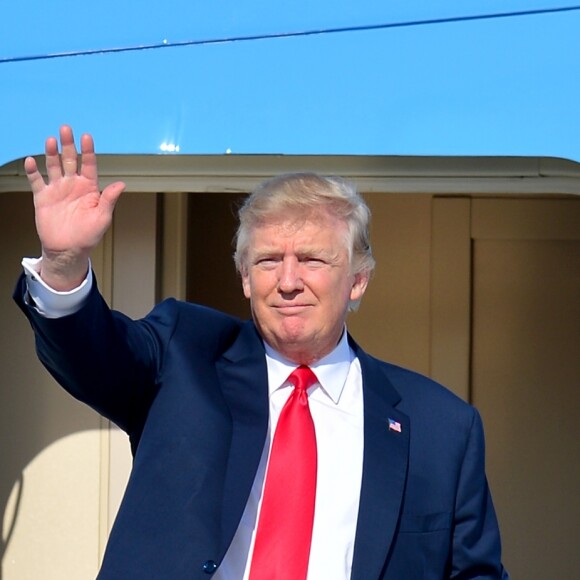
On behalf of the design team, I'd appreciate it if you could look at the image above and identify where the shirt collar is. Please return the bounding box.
[264,329,354,404]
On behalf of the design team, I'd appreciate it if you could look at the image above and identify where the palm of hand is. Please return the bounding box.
[24,126,125,288]
[34,173,111,257]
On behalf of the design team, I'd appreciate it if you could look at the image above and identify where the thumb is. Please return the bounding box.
[100,181,126,212]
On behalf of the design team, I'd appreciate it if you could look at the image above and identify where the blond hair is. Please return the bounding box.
[234,172,375,290]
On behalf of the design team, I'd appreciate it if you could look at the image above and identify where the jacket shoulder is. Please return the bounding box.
[364,352,476,422]
[142,298,246,355]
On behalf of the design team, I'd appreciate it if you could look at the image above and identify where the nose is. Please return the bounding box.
[278,257,304,294]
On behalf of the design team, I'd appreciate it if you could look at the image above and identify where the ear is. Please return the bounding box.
[350,271,370,302]
[241,268,252,299]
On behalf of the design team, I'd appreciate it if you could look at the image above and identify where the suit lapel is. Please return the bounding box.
[350,342,410,580]
[215,321,270,555]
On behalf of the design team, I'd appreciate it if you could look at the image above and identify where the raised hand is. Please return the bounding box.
[24,125,125,290]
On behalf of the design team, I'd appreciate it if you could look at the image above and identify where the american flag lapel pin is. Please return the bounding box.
[388,418,402,433]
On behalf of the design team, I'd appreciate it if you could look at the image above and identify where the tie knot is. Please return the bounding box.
[288,365,318,392]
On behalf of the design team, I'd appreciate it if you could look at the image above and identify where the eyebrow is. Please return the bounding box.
[251,247,342,263]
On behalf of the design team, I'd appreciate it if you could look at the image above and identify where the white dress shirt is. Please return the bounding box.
[22,257,365,579]
[216,334,364,579]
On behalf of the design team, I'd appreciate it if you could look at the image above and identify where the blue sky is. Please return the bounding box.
[1,1,579,165]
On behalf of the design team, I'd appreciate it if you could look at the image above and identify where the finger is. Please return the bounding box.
[45,136,63,183]
[59,125,78,177]
[79,133,98,183]
[24,156,47,195]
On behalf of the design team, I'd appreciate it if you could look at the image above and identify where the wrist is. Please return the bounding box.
[39,251,90,292]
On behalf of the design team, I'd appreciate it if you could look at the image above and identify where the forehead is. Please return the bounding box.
[249,211,348,248]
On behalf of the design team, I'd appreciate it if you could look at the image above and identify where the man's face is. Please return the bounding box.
[241,210,369,364]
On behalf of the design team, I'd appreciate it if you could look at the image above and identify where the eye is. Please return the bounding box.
[255,257,280,269]
[302,257,326,267]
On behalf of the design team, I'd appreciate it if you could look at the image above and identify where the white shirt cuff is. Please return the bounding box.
[22,257,93,318]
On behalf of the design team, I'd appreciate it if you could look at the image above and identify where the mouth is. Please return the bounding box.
[273,304,312,315]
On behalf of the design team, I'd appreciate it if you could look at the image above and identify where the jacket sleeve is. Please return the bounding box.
[13,272,176,444]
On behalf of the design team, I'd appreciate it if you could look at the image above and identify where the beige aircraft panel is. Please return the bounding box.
[471,199,580,579]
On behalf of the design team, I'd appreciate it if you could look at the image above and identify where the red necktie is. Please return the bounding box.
[249,365,318,580]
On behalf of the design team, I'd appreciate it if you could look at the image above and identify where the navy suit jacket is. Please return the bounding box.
[15,275,508,579]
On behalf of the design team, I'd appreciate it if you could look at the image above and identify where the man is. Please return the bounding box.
[15,126,508,579]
